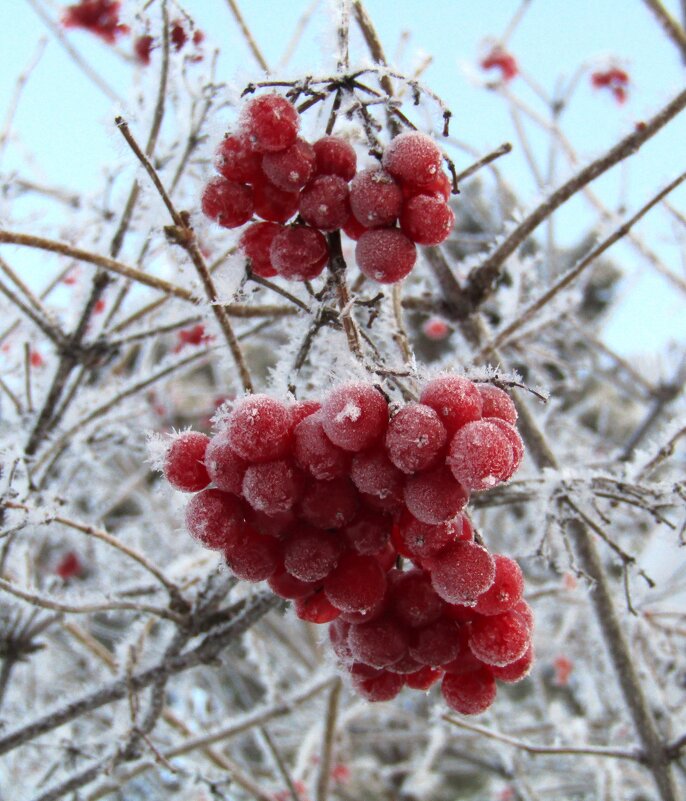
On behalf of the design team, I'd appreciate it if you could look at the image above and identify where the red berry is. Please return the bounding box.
[134,34,154,65]
[224,525,281,582]
[373,541,398,573]
[321,383,388,453]
[383,132,442,187]
[394,510,461,559]
[513,599,534,632]
[56,551,83,580]
[420,376,483,436]
[474,555,524,616]
[406,665,443,691]
[293,412,351,480]
[441,668,496,715]
[201,176,254,229]
[270,225,329,281]
[403,465,468,525]
[385,654,423,675]
[239,94,299,153]
[252,177,300,223]
[350,448,404,505]
[355,228,416,284]
[283,527,344,582]
[170,19,188,50]
[410,618,463,666]
[476,384,517,425]
[342,215,368,241]
[262,137,316,192]
[215,134,263,184]
[185,489,245,550]
[400,195,454,246]
[448,419,515,492]
[61,0,129,44]
[299,476,359,529]
[204,430,248,495]
[487,417,524,471]
[343,509,391,556]
[290,399,321,428]
[349,167,402,228]
[429,541,496,605]
[295,590,340,623]
[239,221,283,278]
[163,431,210,492]
[242,460,304,515]
[339,594,387,624]
[468,610,531,667]
[325,553,387,613]
[389,569,444,628]
[351,669,404,702]
[491,644,534,683]
[481,47,518,81]
[299,175,351,232]
[226,395,292,463]
[313,136,357,181]
[246,507,294,538]
[268,565,318,599]
[348,615,409,668]
[422,316,451,341]
[385,403,447,474]
[403,171,451,201]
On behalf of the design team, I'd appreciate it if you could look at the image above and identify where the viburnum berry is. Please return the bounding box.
[420,375,483,436]
[239,94,300,153]
[410,618,463,666]
[349,167,402,228]
[385,403,447,474]
[342,215,368,241]
[56,552,83,580]
[246,507,294,538]
[429,541,496,605]
[468,609,531,667]
[473,555,524,616]
[393,510,461,559]
[348,615,409,668]
[224,525,281,582]
[491,644,534,683]
[299,175,351,231]
[481,46,518,81]
[170,19,188,51]
[294,590,340,623]
[226,395,292,463]
[514,599,535,632]
[422,316,451,341]
[239,221,283,278]
[321,383,388,452]
[268,565,318,600]
[313,136,357,181]
[350,448,404,505]
[261,137,316,192]
[383,132,443,187]
[373,541,397,573]
[62,0,129,44]
[385,653,423,675]
[283,527,343,582]
[242,459,304,515]
[290,399,321,428]
[215,134,263,184]
[252,177,300,223]
[406,665,444,691]
[476,384,518,425]
[441,667,497,715]
[204,430,248,496]
[201,176,254,229]
[299,476,359,529]
[403,465,468,525]
[448,419,516,491]
[487,417,524,471]
[329,618,353,662]
[389,569,444,628]
[134,34,154,65]
[355,228,417,284]
[185,489,246,550]
[351,669,405,702]
[343,509,391,556]
[293,412,351,480]
[400,194,454,246]
[403,171,451,201]
[270,225,329,281]
[163,431,210,492]
[325,552,387,613]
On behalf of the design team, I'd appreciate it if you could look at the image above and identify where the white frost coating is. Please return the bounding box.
[335,400,361,424]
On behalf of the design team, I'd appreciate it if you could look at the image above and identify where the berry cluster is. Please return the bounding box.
[162,377,532,713]
[61,0,129,43]
[591,67,630,105]
[201,93,455,284]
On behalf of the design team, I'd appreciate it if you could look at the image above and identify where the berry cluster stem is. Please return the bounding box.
[326,230,363,361]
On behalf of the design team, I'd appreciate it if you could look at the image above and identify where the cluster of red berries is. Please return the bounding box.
[61,0,129,43]
[480,46,519,82]
[161,375,533,714]
[201,93,455,285]
[591,67,630,104]
[134,21,205,66]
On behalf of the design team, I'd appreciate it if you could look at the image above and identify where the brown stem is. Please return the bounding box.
[326,230,363,360]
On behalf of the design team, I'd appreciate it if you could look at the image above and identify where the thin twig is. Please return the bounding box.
[315,678,342,801]
[642,0,686,63]
[225,0,269,71]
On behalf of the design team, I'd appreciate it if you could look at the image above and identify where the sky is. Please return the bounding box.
[0,0,685,362]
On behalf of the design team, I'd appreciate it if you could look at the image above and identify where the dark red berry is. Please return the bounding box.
[299,175,351,231]
[204,430,248,495]
[262,137,316,192]
[410,618,463,666]
[441,667,497,715]
[242,460,304,515]
[313,136,357,181]
[342,215,368,241]
[226,395,292,463]
[394,510,461,559]
[270,226,329,281]
[321,383,388,453]
[215,134,263,184]
[383,132,442,187]
[185,489,245,550]
[420,375,483,436]
[325,553,387,613]
[295,590,340,623]
[56,552,83,580]
[268,565,318,599]
[389,568,444,628]
[355,228,416,284]
[62,0,129,44]
[474,555,524,616]
[299,476,359,529]
[468,610,531,667]
[163,431,210,492]
[349,167,402,228]
[351,669,404,702]
[224,525,281,582]
[343,509,391,556]
[350,448,403,505]
[252,177,300,223]
[491,644,534,683]
[134,34,154,65]
[448,419,516,492]
[348,615,409,668]
[403,465,468,525]
[406,665,443,691]
[429,541,496,605]
[239,94,299,153]
[239,221,283,278]
[283,527,344,582]
[293,411,351,480]
[400,195,454,246]
[385,403,447,474]
[201,176,254,229]
[476,384,517,425]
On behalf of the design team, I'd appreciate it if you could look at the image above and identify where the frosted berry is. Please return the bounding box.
[56,552,83,580]
[268,565,318,599]
[491,644,534,683]
[325,553,387,613]
[185,489,245,550]
[429,541,496,605]
[252,177,300,223]
[293,412,350,480]
[261,137,316,192]
[242,460,304,515]
[474,555,524,616]
[343,509,391,556]
[163,431,210,492]
[513,599,534,632]
[299,476,358,529]
[290,399,321,428]
[406,665,443,691]
[204,430,248,495]
[246,507,294,538]
[299,175,351,232]
[351,669,404,702]
[383,132,442,187]
[420,375,483,436]
[134,35,154,65]
[283,527,343,582]
[295,590,340,623]
[239,222,283,278]
[239,94,299,153]
[403,171,451,201]
[394,511,461,559]
[342,215,368,241]
[170,19,188,51]
[448,419,515,491]
[62,0,129,44]
[410,618,463,666]
[313,136,357,181]
[350,448,403,504]
[201,176,254,229]
[226,395,292,463]
[349,167,402,228]
[321,383,388,452]
[355,228,416,284]
[385,403,447,474]
[468,609,531,667]
[481,47,519,82]
[270,225,329,281]
[215,134,263,184]
[476,384,517,425]
[403,465,468,525]
[400,195,454,246]
[385,654,423,675]
[224,525,281,582]
[441,668,496,715]
[487,417,524,471]
[389,569,444,628]
[348,615,409,668]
